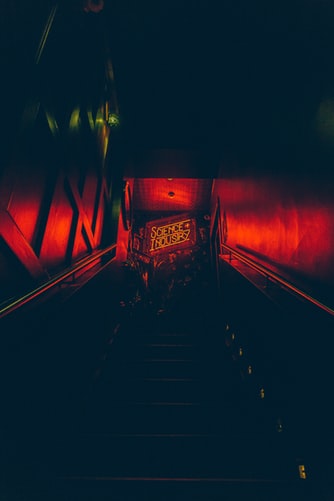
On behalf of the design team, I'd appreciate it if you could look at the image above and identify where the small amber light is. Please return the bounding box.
[260,388,265,399]
[248,365,252,375]
[168,191,175,198]
[298,464,307,479]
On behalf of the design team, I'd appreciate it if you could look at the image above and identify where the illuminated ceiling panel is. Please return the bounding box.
[132,178,212,213]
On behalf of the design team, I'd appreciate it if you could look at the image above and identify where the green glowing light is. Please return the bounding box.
[107,113,120,128]
[69,107,80,131]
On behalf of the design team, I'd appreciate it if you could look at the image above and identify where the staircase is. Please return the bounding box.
[46,276,314,500]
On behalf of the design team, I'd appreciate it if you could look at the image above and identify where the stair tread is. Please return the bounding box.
[53,432,297,480]
[53,477,312,501]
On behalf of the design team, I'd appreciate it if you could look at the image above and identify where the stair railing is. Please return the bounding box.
[0,244,117,319]
[220,243,334,317]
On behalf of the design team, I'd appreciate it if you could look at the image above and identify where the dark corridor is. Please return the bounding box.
[2,240,333,501]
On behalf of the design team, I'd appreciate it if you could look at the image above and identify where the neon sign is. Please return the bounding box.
[142,215,197,254]
[150,219,192,251]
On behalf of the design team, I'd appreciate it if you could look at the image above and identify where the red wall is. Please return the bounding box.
[211,169,334,293]
[0,3,122,307]
[0,162,117,303]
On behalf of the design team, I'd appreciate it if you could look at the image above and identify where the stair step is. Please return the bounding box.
[99,378,204,401]
[89,378,247,407]
[111,345,203,363]
[52,432,298,480]
[53,476,312,501]
[102,360,204,379]
[81,402,276,435]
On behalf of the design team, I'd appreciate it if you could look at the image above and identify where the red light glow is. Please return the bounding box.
[133,179,212,212]
[212,174,334,286]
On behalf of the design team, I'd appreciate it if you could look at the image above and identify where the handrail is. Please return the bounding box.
[220,243,334,317]
[35,3,59,65]
[0,244,117,319]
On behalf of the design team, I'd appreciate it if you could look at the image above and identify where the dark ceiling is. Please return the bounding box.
[3,1,334,177]
[104,0,334,172]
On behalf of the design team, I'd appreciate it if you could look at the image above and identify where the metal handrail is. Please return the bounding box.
[35,3,59,65]
[0,244,117,319]
[220,243,334,317]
